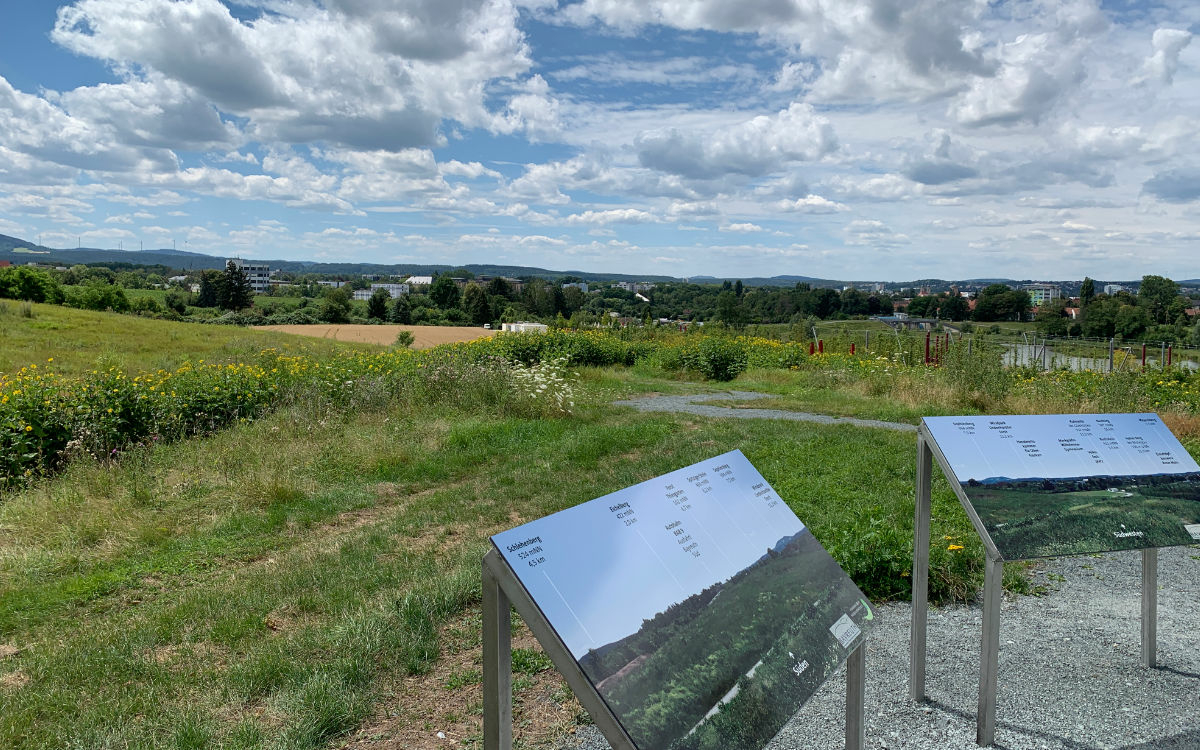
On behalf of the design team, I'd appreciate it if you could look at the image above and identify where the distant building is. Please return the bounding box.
[562,281,588,293]
[354,283,409,300]
[369,283,409,297]
[1022,283,1061,307]
[614,281,656,292]
[229,258,271,294]
[405,275,434,286]
[1103,284,1125,295]
[317,280,347,288]
[501,322,549,333]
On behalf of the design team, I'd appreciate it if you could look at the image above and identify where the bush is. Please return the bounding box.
[0,266,62,303]
[65,282,130,313]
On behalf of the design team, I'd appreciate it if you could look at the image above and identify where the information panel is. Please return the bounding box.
[924,413,1200,560]
[491,449,873,750]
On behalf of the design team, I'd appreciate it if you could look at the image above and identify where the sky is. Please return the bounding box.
[1,1,1199,280]
[923,413,1200,481]
[491,449,807,657]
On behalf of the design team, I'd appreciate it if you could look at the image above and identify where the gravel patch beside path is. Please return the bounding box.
[561,547,1200,750]
[613,391,916,433]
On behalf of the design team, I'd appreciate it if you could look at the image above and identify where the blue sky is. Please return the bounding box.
[1,1,1199,279]
[924,413,1200,481]
[492,450,806,658]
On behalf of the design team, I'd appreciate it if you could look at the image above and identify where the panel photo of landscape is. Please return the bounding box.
[924,414,1200,560]
[491,450,874,750]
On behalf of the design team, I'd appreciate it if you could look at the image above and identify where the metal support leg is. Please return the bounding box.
[483,560,513,750]
[846,643,867,750]
[977,555,1002,746]
[910,432,933,701]
[1141,548,1158,668]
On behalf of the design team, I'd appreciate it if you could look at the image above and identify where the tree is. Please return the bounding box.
[318,288,352,323]
[1079,277,1095,308]
[164,289,189,314]
[1035,299,1069,336]
[714,290,747,328]
[391,294,412,324]
[1114,304,1150,339]
[973,285,1030,322]
[462,282,490,325]
[221,261,254,311]
[940,295,969,321]
[1137,275,1179,325]
[196,270,222,307]
[486,276,513,299]
[366,287,391,320]
[906,295,937,318]
[1081,296,1118,338]
[429,275,460,310]
[840,288,870,316]
[805,288,841,318]
[0,266,62,303]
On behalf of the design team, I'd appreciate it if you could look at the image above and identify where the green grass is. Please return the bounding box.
[7,323,1198,748]
[0,365,988,749]
[0,303,376,377]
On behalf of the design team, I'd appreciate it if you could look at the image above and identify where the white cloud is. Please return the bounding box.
[1141,28,1192,85]
[775,195,848,213]
[635,103,837,179]
[721,222,763,232]
[564,208,659,225]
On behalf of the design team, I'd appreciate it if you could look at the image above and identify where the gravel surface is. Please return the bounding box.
[559,546,1200,750]
[613,391,916,433]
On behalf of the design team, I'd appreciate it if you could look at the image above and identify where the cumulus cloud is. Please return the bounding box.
[50,0,545,150]
[721,222,763,232]
[563,208,659,225]
[775,195,848,213]
[635,103,836,179]
[1141,28,1192,85]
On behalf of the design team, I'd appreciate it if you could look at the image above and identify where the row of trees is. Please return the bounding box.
[1038,275,1198,343]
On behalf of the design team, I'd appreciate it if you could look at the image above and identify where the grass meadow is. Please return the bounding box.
[0,302,375,377]
[2,313,1199,748]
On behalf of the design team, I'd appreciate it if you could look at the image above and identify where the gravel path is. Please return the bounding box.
[564,393,1199,749]
[560,544,1200,750]
[613,391,916,433]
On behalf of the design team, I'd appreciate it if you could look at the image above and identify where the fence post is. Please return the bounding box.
[1168,345,1173,368]
[818,339,824,355]
[925,332,930,364]
[1161,342,1167,371]
[1109,338,1114,373]
[1142,344,1147,370]
[865,331,870,352]
[850,343,856,356]
[809,342,815,356]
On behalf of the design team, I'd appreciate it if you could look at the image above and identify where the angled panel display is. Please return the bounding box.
[924,413,1200,560]
[491,449,873,750]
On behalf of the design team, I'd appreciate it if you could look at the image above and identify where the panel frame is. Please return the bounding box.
[909,420,1164,747]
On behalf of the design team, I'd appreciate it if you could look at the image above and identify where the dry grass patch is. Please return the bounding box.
[253,324,494,350]
[341,613,583,750]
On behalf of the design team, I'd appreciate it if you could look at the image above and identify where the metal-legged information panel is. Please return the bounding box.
[483,549,869,750]
[907,415,1194,746]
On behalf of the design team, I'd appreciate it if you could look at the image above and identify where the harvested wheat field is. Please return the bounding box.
[254,323,494,349]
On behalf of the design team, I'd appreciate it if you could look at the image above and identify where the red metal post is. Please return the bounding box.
[809,342,815,356]
[1141,344,1147,369]
[818,339,824,355]
[850,343,856,356]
